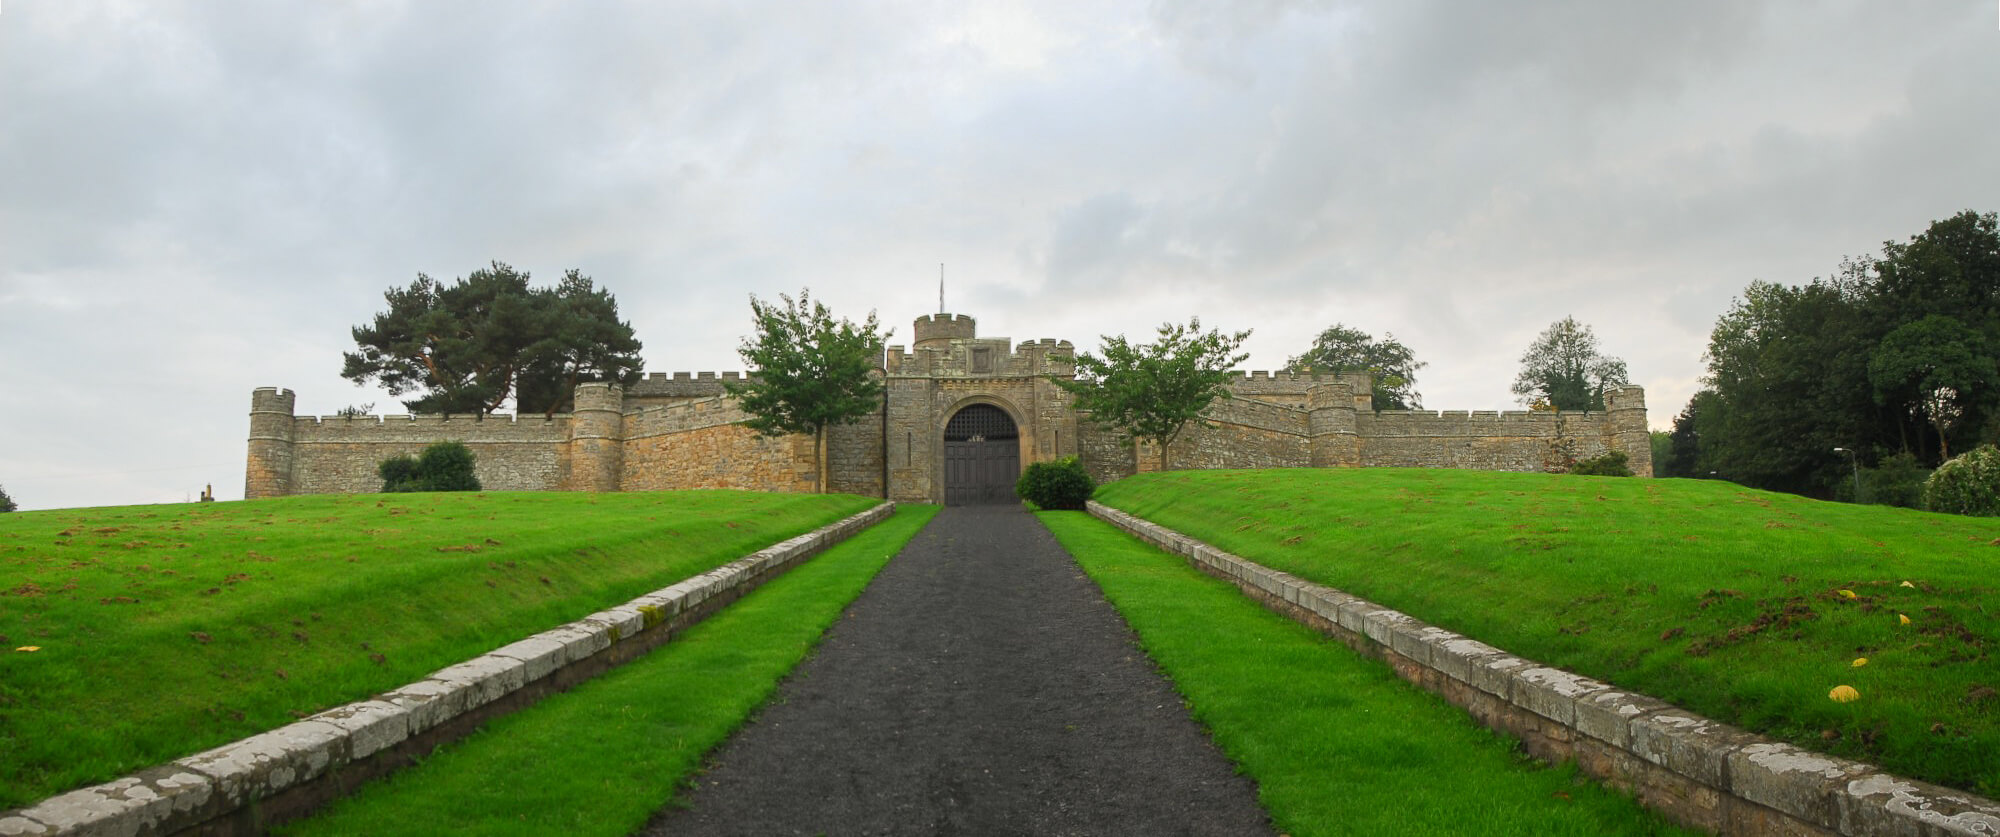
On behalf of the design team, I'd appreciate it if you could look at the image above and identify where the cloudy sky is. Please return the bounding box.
[3,1,1995,511]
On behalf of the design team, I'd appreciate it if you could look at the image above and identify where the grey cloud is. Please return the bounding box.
[3,1,1997,507]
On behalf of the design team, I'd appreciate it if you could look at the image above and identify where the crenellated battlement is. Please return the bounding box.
[626,371,751,399]
[247,309,1650,501]
[299,412,564,425]
[913,312,977,348]
[885,335,1075,378]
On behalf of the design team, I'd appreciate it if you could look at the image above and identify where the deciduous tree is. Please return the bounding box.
[1511,316,1628,412]
[1286,323,1425,410]
[1056,318,1251,471]
[728,290,888,493]
[1867,314,1996,461]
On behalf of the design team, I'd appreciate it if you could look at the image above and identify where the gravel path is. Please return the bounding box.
[639,504,1274,836]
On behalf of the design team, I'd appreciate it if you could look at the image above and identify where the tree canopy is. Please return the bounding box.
[1285,323,1425,410]
[1676,211,2000,499]
[1056,318,1251,471]
[341,262,644,416]
[1510,316,1629,411]
[728,289,888,492]
[1866,314,1996,461]
[0,484,15,513]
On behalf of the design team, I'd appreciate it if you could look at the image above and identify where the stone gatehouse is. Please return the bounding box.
[246,312,1651,503]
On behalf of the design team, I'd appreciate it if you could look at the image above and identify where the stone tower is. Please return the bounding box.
[244,387,297,499]
[569,382,625,492]
[1605,385,1652,476]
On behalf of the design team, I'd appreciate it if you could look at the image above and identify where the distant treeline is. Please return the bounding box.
[1663,210,2000,504]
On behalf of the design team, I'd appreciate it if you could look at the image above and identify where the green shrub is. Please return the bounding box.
[1016,456,1095,510]
[1923,445,2000,516]
[0,484,15,513]
[378,456,422,492]
[1568,450,1633,477]
[1861,452,1931,508]
[379,441,482,493]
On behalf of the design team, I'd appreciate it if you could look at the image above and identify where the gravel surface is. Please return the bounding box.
[639,504,1275,836]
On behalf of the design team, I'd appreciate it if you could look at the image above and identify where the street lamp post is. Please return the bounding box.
[1833,447,1861,502]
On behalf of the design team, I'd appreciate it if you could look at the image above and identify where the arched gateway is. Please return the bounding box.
[943,404,1020,505]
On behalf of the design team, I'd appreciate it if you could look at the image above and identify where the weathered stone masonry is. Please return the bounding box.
[247,312,1651,502]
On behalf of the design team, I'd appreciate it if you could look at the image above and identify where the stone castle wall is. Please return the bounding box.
[289,413,575,494]
[1134,379,1651,477]
[246,313,1651,502]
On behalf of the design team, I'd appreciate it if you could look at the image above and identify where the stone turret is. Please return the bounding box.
[1605,385,1652,477]
[569,382,625,491]
[245,387,297,499]
[913,313,976,350]
[1307,381,1359,467]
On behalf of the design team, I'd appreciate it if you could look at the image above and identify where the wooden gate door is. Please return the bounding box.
[943,404,1020,505]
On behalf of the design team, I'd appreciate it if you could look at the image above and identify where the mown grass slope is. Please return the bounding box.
[0,490,876,809]
[1095,469,2000,796]
[279,504,940,837]
[1041,511,1692,836]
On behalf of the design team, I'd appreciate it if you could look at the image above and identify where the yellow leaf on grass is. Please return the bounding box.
[1838,589,1857,599]
[14,646,39,653]
[1899,614,1911,625]
[1829,685,1861,703]
[1900,581,1916,588]
[1852,657,1868,667]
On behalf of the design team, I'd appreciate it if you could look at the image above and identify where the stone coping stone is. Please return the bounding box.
[1084,500,2000,837]
[1,502,894,837]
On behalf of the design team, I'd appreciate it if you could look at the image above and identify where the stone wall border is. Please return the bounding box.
[0,502,896,837]
[1086,501,2000,837]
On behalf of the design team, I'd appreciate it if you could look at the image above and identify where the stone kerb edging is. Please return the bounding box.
[0,502,896,837]
[1085,501,2000,837]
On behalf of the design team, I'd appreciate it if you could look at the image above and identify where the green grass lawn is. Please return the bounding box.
[1039,510,1692,836]
[1094,468,2000,796]
[0,490,878,809]
[278,503,940,837]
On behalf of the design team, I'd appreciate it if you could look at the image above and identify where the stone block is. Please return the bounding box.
[1254,568,1283,599]
[1725,741,1872,831]
[1574,689,1671,750]
[1628,711,1757,790]
[1382,619,1439,665]
[1333,599,1378,635]
[1397,625,1458,675]
[547,621,613,659]
[0,815,54,836]
[5,766,220,837]
[1360,608,1417,649]
[584,605,647,641]
[1508,666,1610,726]
[1839,772,2000,837]
[1427,635,1502,686]
[1465,652,1537,699]
[306,700,410,760]
[1299,586,1351,624]
[489,635,571,682]
[427,654,529,710]
[1634,766,1728,833]
[629,587,689,620]
[380,678,470,735]
[176,720,348,806]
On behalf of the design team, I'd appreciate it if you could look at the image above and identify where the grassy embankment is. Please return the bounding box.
[0,490,878,809]
[1040,511,1691,836]
[276,504,939,836]
[1095,469,2000,796]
